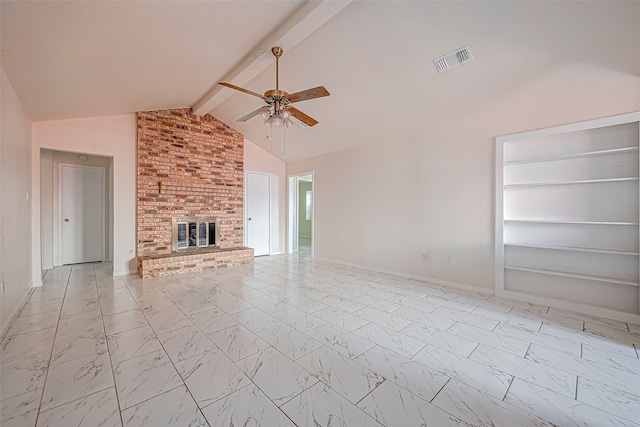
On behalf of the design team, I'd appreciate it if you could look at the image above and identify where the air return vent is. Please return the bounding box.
[434,46,473,72]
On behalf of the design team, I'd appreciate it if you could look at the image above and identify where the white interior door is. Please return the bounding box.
[246,172,270,256]
[61,165,104,264]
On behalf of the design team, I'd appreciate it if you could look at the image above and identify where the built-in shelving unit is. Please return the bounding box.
[495,112,640,319]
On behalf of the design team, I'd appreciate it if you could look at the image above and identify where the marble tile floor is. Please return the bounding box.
[1,253,640,426]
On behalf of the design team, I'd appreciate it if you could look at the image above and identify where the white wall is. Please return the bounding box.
[287,64,640,291]
[244,139,286,254]
[40,150,54,268]
[1,67,34,335]
[32,115,136,275]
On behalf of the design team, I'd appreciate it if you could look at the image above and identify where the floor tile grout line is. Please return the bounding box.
[522,350,640,401]
[34,385,115,416]
[572,376,640,426]
[348,344,456,402]
[117,383,184,413]
[525,338,640,374]
[471,343,582,398]
[274,379,383,426]
[427,377,451,404]
[500,374,516,402]
[0,287,51,339]
[95,264,129,427]
[353,377,386,407]
[2,300,62,339]
[217,330,323,422]
[32,264,73,426]
[196,382,254,412]
[435,365,553,426]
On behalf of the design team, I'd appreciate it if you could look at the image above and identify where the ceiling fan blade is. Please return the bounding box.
[219,82,265,99]
[285,86,330,104]
[237,106,269,122]
[288,107,319,127]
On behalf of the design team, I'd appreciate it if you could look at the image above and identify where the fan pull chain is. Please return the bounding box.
[283,126,286,159]
[269,125,273,152]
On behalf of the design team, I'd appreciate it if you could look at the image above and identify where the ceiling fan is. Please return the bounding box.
[219,47,329,127]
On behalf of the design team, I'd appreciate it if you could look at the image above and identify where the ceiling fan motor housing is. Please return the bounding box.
[264,89,288,99]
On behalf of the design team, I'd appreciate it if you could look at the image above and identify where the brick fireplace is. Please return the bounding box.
[136,108,253,278]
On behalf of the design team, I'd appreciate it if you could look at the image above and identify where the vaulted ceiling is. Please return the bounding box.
[2,1,639,161]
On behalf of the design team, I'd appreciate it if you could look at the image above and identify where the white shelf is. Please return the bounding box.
[504,177,638,188]
[504,219,639,226]
[504,265,639,287]
[497,113,640,314]
[504,146,639,166]
[504,243,639,256]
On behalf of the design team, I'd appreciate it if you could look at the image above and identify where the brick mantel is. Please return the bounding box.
[136,108,253,277]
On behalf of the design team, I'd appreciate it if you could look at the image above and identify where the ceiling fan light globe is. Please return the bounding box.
[268,115,284,127]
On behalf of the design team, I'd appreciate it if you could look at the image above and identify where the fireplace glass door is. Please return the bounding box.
[172,217,219,252]
[176,222,188,249]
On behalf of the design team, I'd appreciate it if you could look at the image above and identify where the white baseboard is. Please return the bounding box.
[313,256,493,296]
[269,251,285,255]
[113,270,134,277]
[0,284,36,340]
[497,289,640,325]
[312,256,640,324]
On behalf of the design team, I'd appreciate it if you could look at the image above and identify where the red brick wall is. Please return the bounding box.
[136,109,244,258]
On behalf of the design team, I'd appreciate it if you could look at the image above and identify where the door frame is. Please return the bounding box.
[287,171,314,256]
[57,163,106,265]
[245,171,272,256]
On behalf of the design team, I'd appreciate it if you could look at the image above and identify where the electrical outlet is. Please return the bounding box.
[422,253,435,262]
[449,256,456,265]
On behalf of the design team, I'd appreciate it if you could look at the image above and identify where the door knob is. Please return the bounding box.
[64,219,69,222]
[248,218,252,221]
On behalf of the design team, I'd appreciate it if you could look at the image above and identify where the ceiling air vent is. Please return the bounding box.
[434,46,473,73]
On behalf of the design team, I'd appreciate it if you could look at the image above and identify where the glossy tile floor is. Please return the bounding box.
[2,253,640,426]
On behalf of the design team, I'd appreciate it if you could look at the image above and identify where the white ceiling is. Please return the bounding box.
[2,1,640,162]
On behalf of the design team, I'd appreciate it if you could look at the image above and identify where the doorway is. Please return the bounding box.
[246,172,271,256]
[40,149,112,269]
[288,172,314,254]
